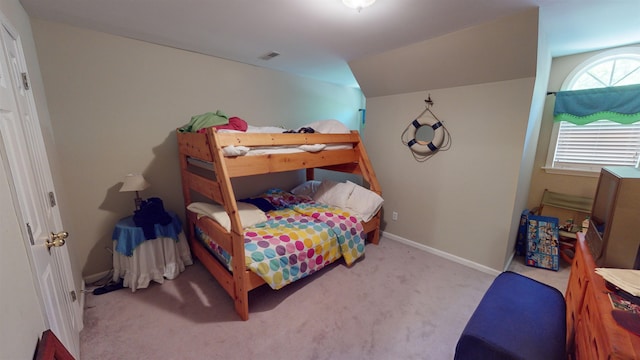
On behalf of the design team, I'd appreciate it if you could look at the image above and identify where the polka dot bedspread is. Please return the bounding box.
[195,189,367,290]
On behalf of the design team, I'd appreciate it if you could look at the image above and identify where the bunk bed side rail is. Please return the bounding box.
[224,149,360,177]
[215,131,361,147]
[187,172,224,204]
[189,235,236,297]
[177,131,214,162]
[196,217,233,254]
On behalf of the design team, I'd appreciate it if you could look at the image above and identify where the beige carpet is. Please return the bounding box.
[80,237,568,360]
[507,254,571,293]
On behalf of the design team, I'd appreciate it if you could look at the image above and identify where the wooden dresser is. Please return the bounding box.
[566,233,640,359]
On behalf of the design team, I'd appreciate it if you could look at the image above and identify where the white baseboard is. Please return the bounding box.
[83,270,112,285]
[382,231,501,277]
[503,250,516,272]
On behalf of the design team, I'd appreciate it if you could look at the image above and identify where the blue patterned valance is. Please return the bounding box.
[553,84,640,125]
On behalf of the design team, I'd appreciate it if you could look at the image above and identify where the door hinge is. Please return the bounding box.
[21,72,29,90]
[26,222,34,245]
[70,290,77,302]
[48,191,56,207]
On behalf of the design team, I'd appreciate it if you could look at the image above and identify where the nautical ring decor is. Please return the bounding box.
[406,118,445,155]
[401,96,451,161]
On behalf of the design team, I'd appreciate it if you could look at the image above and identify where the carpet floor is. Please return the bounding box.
[80,237,568,360]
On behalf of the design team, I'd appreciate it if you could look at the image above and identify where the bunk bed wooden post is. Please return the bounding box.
[178,144,193,241]
[205,127,250,320]
[306,168,315,181]
[352,131,382,245]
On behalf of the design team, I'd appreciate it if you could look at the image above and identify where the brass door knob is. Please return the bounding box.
[46,231,69,249]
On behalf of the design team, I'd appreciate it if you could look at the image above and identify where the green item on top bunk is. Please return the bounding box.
[178,110,229,132]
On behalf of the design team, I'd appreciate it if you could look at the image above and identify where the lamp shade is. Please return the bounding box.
[119,174,150,192]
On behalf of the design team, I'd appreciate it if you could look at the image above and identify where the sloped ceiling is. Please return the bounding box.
[19,0,640,90]
[350,9,539,98]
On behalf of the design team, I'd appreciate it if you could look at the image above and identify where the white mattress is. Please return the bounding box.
[219,119,354,157]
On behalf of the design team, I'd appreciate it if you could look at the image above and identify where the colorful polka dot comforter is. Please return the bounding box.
[195,189,367,289]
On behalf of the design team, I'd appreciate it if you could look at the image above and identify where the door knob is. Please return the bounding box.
[46,231,69,249]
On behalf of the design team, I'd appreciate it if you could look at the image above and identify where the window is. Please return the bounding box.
[545,47,640,175]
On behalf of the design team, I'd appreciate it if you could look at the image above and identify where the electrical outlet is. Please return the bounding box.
[392,211,398,221]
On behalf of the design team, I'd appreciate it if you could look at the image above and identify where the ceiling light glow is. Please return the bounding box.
[342,0,376,12]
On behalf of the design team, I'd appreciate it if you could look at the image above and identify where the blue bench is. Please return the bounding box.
[454,271,566,360]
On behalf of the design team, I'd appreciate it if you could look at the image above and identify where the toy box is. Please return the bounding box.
[525,214,559,271]
[515,209,530,256]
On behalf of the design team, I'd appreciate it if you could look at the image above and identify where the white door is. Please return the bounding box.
[0,21,81,358]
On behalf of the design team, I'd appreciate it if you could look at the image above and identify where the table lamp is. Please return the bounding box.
[119,173,150,210]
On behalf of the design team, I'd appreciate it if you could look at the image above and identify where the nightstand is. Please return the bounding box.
[112,211,192,291]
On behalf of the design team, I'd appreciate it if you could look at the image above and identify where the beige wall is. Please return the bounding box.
[503,19,552,267]
[0,0,50,358]
[527,43,640,209]
[356,9,540,271]
[365,77,535,271]
[30,19,365,277]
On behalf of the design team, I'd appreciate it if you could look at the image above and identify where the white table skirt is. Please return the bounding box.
[113,232,193,292]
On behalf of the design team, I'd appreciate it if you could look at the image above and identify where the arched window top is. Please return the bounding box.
[563,46,640,90]
[545,46,640,175]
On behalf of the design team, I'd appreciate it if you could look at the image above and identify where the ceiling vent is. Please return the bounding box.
[259,51,280,61]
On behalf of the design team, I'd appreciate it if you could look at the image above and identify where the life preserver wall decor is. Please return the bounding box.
[406,117,445,154]
[401,96,451,162]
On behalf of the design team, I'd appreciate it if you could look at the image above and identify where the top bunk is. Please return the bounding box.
[176,126,381,195]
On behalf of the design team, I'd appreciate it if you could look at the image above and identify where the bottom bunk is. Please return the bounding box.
[185,186,382,320]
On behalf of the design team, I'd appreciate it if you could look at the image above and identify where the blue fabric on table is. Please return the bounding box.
[112,211,182,256]
[455,271,566,360]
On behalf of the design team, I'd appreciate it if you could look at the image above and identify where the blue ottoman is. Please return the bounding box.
[454,271,566,360]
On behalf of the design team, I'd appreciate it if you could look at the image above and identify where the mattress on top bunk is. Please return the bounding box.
[221,143,353,157]
[192,189,367,290]
[218,119,354,157]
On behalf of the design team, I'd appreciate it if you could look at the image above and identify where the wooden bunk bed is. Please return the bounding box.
[177,127,382,320]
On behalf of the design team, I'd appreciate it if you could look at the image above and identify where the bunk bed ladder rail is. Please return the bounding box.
[177,129,251,320]
[306,132,382,244]
[205,127,251,320]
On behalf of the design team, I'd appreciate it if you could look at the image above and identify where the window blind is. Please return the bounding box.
[553,120,640,171]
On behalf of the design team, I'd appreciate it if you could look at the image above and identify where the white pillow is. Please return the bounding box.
[187,202,267,231]
[312,180,356,209]
[246,125,287,133]
[344,181,384,222]
[290,180,322,197]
